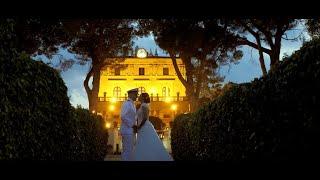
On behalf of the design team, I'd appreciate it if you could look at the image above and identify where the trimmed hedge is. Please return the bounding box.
[0,51,74,159]
[0,52,109,160]
[69,107,108,160]
[171,38,320,161]
[1,21,108,159]
[171,113,196,160]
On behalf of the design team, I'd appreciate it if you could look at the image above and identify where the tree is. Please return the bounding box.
[306,19,320,39]
[226,19,300,75]
[138,19,242,111]
[61,19,134,111]
[1,18,135,111]
[0,17,68,57]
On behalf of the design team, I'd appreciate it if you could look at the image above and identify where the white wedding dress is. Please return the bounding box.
[131,103,173,161]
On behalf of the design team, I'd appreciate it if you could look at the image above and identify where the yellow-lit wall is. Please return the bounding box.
[99,57,186,98]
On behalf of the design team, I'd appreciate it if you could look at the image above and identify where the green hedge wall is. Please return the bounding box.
[0,51,74,159]
[69,107,108,160]
[0,52,109,160]
[1,20,108,159]
[171,113,196,160]
[171,38,320,161]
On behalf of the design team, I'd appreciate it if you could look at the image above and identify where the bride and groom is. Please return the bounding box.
[120,88,173,161]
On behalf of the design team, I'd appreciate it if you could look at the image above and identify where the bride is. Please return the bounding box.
[131,93,173,161]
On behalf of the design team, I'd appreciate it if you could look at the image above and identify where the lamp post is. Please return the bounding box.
[170,104,177,132]
[109,105,115,111]
[107,104,116,153]
[171,104,177,118]
[105,122,111,129]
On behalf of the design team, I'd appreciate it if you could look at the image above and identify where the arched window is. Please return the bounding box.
[162,87,170,96]
[139,87,146,94]
[113,86,121,97]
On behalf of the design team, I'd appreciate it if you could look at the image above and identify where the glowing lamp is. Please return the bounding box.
[109,105,115,111]
[171,104,177,111]
[105,122,111,129]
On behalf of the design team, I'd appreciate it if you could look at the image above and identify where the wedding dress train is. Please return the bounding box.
[131,103,173,161]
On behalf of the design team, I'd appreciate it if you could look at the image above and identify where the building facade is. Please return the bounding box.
[95,49,190,153]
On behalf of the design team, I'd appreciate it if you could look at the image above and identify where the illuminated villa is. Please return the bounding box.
[94,48,190,153]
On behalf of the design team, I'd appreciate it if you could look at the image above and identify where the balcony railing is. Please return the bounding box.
[98,95,188,102]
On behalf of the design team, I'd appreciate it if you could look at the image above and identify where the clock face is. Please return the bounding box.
[137,48,147,58]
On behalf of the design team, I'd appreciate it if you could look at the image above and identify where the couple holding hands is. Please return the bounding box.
[119,88,173,161]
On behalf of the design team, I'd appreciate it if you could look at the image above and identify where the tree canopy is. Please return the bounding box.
[137,19,242,111]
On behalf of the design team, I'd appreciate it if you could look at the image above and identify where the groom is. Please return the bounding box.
[120,88,139,161]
